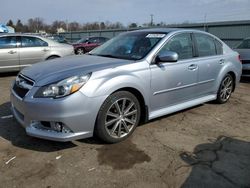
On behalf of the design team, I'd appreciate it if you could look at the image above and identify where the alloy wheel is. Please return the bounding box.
[104,98,138,138]
[77,48,84,55]
[219,75,233,102]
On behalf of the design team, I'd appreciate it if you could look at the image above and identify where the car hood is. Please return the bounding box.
[21,55,133,86]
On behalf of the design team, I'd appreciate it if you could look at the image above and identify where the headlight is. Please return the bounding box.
[34,73,91,98]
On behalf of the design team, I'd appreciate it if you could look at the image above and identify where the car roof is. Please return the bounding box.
[128,28,210,34]
[0,33,45,38]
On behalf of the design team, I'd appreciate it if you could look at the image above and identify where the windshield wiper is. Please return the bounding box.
[96,54,119,59]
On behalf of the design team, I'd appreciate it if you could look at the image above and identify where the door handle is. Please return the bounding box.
[188,64,198,71]
[42,48,49,52]
[219,59,225,65]
[8,50,17,54]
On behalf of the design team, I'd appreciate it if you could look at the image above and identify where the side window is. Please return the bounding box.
[0,36,17,49]
[194,33,216,57]
[159,33,193,60]
[21,36,48,47]
[215,39,223,55]
[88,37,98,43]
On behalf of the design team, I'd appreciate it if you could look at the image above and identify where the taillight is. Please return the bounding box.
[238,55,242,63]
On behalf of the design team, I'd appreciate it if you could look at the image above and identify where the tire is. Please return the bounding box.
[95,91,141,143]
[76,48,85,55]
[216,74,234,104]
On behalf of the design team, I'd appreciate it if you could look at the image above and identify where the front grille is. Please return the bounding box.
[13,74,34,98]
[242,60,250,64]
[13,83,29,98]
[242,70,250,75]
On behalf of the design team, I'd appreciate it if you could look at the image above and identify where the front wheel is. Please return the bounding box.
[95,91,141,143]
[216,74,234,104]
[76,48,85,55]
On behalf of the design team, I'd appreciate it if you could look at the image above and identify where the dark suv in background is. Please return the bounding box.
[234,38,250,77]
[73,36,109,54]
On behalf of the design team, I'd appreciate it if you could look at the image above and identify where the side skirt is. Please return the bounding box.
[149,94,217,120]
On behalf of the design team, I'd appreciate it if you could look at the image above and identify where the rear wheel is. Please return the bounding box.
[95,91,141,143]
[216,74,234,104]
[76,48,85,55]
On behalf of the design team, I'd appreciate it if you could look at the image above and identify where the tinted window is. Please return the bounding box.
[21,36,48,47]
[215,39,223,55]
[237,39,250,49]
[195,33,216,57]
[89,37,99,43]
[0,36,17,49]
[159,33,193,60]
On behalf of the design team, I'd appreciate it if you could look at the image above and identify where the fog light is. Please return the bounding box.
[52,122,62,132]
[51,122,72,133]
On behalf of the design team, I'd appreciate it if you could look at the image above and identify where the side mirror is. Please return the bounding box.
[156,51,178,63]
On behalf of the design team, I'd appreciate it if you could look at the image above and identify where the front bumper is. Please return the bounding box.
[10,87,106,142]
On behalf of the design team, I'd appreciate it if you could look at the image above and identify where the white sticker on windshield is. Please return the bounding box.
[146,34,166,38]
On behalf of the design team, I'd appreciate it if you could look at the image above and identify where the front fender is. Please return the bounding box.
[80,63,150,106]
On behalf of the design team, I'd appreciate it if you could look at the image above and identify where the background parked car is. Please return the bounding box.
[73,36,109,55]
[234,38,250,77]
[0,34,74,73]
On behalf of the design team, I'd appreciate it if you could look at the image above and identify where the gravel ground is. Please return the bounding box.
[0,73,250,188]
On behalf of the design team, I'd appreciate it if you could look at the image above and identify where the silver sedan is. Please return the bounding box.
[0,34,74,73]
[10,29,242,143]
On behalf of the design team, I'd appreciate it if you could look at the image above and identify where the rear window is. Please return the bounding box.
[194,33,216,57]
[215,39,223,55]
[21,36,48,47]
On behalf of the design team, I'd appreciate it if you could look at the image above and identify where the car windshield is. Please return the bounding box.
[236,39,250,49]
[89,32,166,60]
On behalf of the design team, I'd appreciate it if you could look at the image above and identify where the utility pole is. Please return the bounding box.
[150,14,154,27]
[204,13,207,31]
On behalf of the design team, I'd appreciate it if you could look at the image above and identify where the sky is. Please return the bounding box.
[1,0,250,25]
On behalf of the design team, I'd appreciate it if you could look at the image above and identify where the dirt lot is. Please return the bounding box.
[0,74,250,188]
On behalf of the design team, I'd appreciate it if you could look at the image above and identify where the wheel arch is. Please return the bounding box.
[227,71,236,92]
[113,87,148,124]
[46,55,60,60]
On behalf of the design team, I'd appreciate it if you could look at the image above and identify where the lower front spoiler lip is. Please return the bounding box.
[26,126,92,142]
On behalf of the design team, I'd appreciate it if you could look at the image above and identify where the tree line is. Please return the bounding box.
[5,17,168,34]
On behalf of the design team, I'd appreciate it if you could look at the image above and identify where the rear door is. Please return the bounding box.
[0,36,20,72]
[19,36,50,67]
[193,33,224,96]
